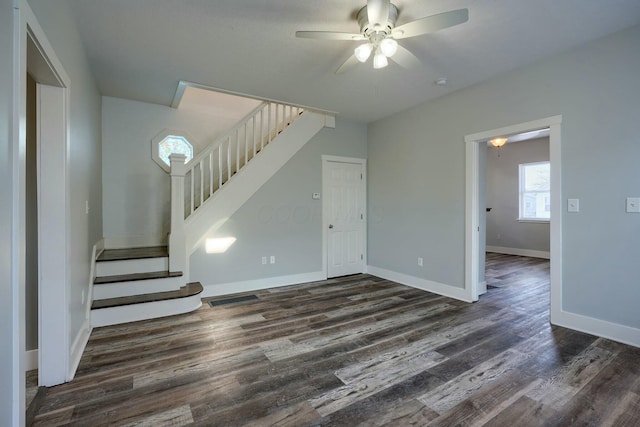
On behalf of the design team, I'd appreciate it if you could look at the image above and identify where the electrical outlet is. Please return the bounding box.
[417,257,423,267]
[270,255,276,264]
[626,197,640,213]
[261,256,267,265]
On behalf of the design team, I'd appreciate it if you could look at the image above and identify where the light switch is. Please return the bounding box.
[626,197,640,213]
[567,199,579,213]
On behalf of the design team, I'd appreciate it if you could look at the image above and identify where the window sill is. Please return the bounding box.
[517,218,550,223]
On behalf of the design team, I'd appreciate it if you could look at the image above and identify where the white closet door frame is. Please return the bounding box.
[322,155,367,279]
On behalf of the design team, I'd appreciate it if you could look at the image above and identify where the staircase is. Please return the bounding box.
[91,101,334,327]
[91,246,202,327]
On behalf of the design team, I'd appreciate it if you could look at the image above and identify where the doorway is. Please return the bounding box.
[14,3,71,424]
[21,6,71,388]
[465,116,562,323]
[322,156,367,278]
[483,132,551,294]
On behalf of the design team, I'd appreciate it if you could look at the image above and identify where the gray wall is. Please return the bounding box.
[190,118,367,287]
[101,96,260,242]
[486,137,550,252]
[28,0,103,351]
[26,73,38,352]
[368,24,640,328]
[0,0,16,422]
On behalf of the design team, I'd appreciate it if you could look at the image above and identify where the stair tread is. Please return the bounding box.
[92,282,203,310]
[97,246,168,262]
[94,270,182,285]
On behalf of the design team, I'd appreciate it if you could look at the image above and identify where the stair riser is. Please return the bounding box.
[96,257,169,276]
[91,296,202,327]
[93,276,183,300]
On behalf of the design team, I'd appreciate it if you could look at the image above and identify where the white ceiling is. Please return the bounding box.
[177,86,262,118]
[68,0,640,123]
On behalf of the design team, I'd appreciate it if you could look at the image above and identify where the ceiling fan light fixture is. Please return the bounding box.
[354,43,373,62]
[379,38,398,57]
[373,49,388,69]
[296,2,470,75]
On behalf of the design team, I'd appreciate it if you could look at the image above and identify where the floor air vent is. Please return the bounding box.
[208,294,259,307]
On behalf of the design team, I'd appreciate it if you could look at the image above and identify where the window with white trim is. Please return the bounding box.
[158,135,193,166]
[519,161,550,221]
[151,129,195,173]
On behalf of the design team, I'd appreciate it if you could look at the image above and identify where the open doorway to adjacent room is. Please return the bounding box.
[464,116,562,323]
[483,129,551,298]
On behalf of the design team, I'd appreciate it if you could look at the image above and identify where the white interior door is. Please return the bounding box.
[325,159,365,278]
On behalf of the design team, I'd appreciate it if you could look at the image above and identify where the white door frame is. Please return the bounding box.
[464,116,562,320]
[14,0,71,408]
[322,155,367,279]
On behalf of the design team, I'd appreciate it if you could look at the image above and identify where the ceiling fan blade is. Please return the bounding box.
[367,0,390,29]
[390,45,421,69]
[392,9,469,39]
[296,31,365,41]
[335,54,360,74]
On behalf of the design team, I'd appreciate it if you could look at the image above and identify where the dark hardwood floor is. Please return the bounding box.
[32,254,640,426]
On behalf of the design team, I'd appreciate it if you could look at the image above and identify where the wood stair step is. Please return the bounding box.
[97,246,168,262]
[94,270,182,285]
[91,282,203,310]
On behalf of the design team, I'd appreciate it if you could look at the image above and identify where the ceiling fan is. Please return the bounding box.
[296,0,469,74]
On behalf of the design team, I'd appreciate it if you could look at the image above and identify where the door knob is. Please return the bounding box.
[328,224,334,229]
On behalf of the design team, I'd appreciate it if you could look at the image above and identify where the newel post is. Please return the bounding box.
[169,153,187,276]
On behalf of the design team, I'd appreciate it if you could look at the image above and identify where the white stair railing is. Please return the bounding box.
[168,101,305,273]
[182,101,304,220]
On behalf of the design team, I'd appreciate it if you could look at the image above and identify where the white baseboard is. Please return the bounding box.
[202,271,326,298]
[24,349,38,372]
[103,235,166,249]
[366,265,472,303]
[87,242,100,322]
[68,318,92,381]
[486,246,550,259]
[551,309,640,348]
[95,238,105,259]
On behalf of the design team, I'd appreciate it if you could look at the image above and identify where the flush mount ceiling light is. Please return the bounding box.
[490,137,508,147]
[296,0,469,73]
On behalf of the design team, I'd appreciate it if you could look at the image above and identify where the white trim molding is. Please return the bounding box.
[202,271,325,298]
[553,310,640,348]
[465,115,562,305]
[86,242,100,323]
[18,0,73,395]
[69,319,92,380]
[171,80,338,116]
[367,266,472,303]
[486,246,550,259]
